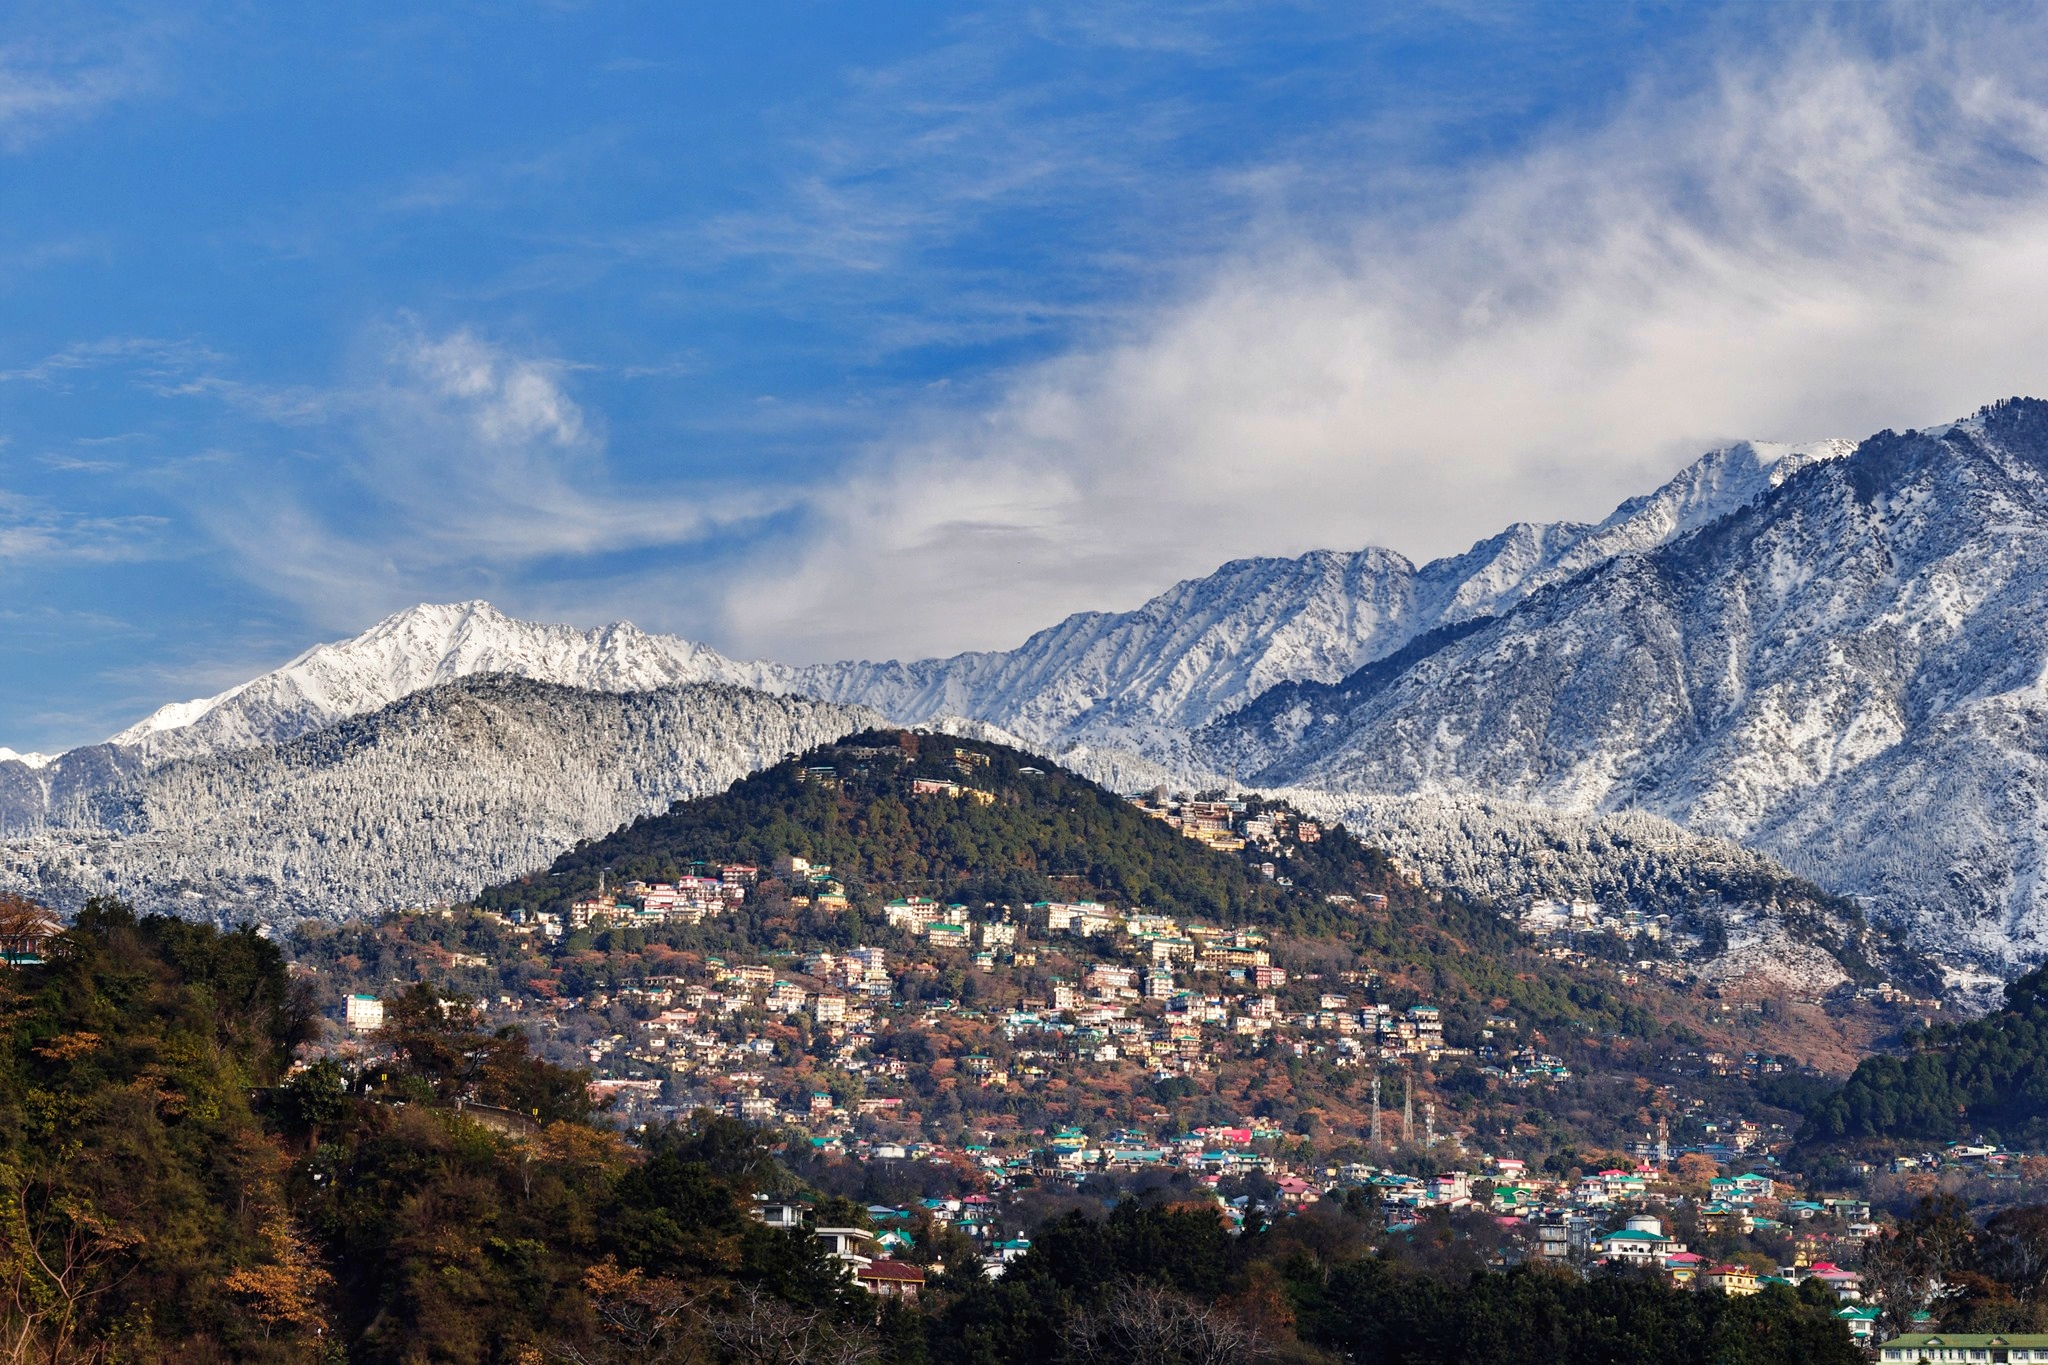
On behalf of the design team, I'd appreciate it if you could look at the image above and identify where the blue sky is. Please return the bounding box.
[6,3,2048,752]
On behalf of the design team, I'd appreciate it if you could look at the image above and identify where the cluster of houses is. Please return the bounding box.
[1517,896,1671,944]
[567,863,759,931]
[327,940,1958,1353]
[492,902,1596,1131]
[735,1125,1895,1342]
[1123,789,1332,861]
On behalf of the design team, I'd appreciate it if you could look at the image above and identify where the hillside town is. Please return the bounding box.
[10,738,2039,1360]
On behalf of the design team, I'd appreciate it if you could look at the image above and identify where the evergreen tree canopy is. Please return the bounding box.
[1804,965,2048,1147]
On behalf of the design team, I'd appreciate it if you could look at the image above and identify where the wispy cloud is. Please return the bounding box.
[0,8,168,151]
[192,322,798,628]
[0,487,167,564]
[0,336,224,388]
[711,9,2048,663]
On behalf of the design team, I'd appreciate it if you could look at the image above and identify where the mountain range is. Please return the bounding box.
[4,400,2045,975]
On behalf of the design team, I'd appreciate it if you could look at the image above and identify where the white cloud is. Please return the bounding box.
[711,12,2048,663]
[196,323,795,629]
[0,12,165,151]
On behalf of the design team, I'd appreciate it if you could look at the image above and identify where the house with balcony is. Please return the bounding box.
[815,1226,877,1275]
[1596,1215,1681,1268]
[750,1199,807,1231]
[855,1259,926,1303]
[1835,1306,1880,1342]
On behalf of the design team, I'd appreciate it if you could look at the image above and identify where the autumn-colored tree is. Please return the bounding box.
[0,1167,144,1365]
[542,1260,705,1365]
[222,1216,335,1350]
[0,896,57,962]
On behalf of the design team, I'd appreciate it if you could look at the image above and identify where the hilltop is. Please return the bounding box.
[482,728,1385,931]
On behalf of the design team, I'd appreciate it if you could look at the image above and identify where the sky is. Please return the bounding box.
[6,2,2048,753]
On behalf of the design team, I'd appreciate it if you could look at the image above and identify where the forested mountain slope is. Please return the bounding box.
[0,678,879,921]
[1803,963,2048,1150]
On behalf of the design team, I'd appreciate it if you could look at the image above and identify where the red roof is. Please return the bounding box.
[858,1259,927,1283]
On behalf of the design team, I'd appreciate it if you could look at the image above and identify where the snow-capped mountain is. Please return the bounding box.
[43,436,1846,780]
[1205,400,2048,966]
[105,600,792,758]
[790,439,1852,764]
[2,678,879,919]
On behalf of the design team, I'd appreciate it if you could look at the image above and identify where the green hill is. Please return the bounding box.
[1802,964,2048,1150]
[477,729,1667,1046]
[484,728,1379,926]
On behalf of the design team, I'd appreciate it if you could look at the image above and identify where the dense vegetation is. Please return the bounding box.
[482,731,1317,926]
[0,901,894,1363]
[916,1197,1862,1365]
[0,900,313,1359]
[1804,965,2048,1148]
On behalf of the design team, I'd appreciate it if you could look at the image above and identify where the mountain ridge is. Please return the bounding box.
[1211,401,2048,965]
[1,677,881,920]
[8,410,2042,970]
[21,436,1852,778]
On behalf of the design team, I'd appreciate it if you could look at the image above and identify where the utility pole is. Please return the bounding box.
[1370,1074,1382,1148]
[1402,1074,1414,1145]
[1425,1101,1436,1150]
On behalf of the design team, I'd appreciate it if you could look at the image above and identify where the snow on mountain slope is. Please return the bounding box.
[789,547,1424,764]
[57,436,1840,781]
[1212,402,2048,966]
[792,441,1850,762]
[2,677,879,920]
[1281,787,1941,999]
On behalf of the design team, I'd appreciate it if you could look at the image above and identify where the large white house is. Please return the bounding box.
[1882,1335,2048,1362]
[1595,1214,1682,1267]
